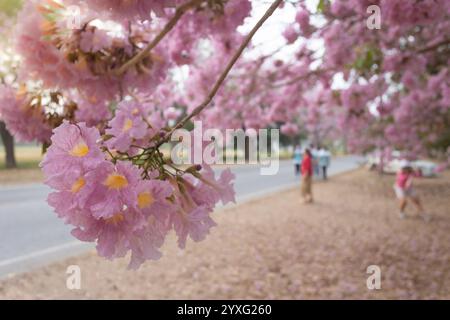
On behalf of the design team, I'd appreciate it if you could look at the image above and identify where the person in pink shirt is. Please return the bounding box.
[393,162,430,221]
[301,148,314,204]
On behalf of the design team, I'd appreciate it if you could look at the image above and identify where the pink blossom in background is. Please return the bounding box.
[281,123,300,137]
[15,0,170,102]
[79,27,113,53]
[74,99,112,128]
[0,85,53,143]
[283,25,298,44]
[65,0,184,21]
[295,9,311,37]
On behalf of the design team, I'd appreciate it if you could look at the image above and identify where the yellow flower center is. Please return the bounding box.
[105,213,124,225]
[138,192,155,209]
[104,173,128,190]
[71,177,86,193]
[69,142,89,157]
[122,119,133,132]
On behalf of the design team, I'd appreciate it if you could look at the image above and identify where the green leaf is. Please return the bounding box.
[101,134,114,141]
[352,44,383,75]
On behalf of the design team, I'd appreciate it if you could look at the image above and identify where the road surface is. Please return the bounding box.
[0,156,363,278]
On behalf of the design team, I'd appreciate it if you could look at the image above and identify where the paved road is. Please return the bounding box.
[0,156,364,278]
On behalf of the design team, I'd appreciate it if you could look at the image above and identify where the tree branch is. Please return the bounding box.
[114,0,202,76]
[416,38,450,54]
[270,68,327,88]
[158,0,284,146]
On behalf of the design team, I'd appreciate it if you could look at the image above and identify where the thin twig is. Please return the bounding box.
[270,68,326,88]
[114,0,202,76]
[416,38,450,54]
[158,0,284,146]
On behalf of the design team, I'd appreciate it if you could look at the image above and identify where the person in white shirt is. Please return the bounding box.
[311,145,320,177]
[292,145,302,176]
[318,147,331,180]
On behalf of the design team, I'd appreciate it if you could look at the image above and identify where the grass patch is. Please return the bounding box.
[0,144,43,170]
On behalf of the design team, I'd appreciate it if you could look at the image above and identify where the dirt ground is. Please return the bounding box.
[0,168,43,185]
[1,169,449,299]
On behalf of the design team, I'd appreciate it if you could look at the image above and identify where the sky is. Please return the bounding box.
[241,0,321,57]
[240,1,297,56]
[241,0,349,91]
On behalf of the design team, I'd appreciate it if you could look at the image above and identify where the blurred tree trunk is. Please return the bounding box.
[0,121,17,168]
[245,135,250,163]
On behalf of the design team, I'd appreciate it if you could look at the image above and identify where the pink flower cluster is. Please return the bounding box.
[15,0,169,102]
[188,0,450,162]
[41,119,235,269]
[65,0,185,21]
[73,98,112,128]
[166,0,251,66]
[105,101,151,152]
[0,85,53,143]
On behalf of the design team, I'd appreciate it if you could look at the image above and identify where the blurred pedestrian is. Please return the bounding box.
[318,147,331,180]
[293,145,302,176]
[393,162,430,221]
[301,148,314,203]
[311,145,320,177]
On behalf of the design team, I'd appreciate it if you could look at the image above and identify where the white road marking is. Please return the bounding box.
[0,241,85,268]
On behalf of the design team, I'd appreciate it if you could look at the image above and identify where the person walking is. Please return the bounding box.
[293,145,302,176]
[393,162,430,221]
[318,147,331,180]
[301,148,314,203]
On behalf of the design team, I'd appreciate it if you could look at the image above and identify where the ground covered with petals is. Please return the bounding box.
[1,169,449,299]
